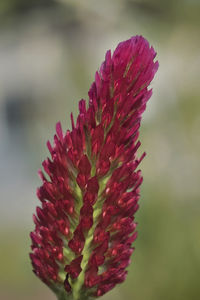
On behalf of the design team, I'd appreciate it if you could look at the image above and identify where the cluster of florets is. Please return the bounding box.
[30,36,158,300]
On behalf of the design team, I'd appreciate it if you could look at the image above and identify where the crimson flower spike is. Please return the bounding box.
[30,36,158,300]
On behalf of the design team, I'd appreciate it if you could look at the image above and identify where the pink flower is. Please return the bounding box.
[30,35,158,300]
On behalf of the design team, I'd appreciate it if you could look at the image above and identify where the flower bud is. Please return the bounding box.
[30,35,158,300]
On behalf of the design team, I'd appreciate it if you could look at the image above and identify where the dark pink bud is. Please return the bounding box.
[91,125,104,156]
[78,155,91,176]
[65,256,83,279]
[86,176,99,194]
[64,274,72,292]
[68,225,85,254]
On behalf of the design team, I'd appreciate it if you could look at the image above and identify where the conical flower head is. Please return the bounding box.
[30,36,158,300]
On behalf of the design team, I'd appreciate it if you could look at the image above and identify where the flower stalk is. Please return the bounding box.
[30,35,158,300]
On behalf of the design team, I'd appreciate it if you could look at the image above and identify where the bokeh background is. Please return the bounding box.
[0,1,200,300]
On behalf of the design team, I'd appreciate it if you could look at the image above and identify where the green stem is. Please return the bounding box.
[70,174,110,300]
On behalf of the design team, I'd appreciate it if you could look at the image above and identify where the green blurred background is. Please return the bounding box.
[0,1,199,300]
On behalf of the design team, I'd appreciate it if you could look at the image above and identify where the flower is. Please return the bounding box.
[30,35,158,300]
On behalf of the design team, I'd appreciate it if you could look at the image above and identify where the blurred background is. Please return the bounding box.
[0,0,200,300]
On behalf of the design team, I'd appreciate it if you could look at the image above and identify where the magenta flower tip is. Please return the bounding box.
[30,35,158,300]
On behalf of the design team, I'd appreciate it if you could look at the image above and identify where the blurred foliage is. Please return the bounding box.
[0,1,200,300]
[0,0,56,16]
[126,0,200,24]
